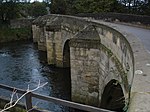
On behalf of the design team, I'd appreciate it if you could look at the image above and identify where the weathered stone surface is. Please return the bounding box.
[32,25,40,42]
[11,18,33,28]
[32,14,135,110]
[129,92,150,112]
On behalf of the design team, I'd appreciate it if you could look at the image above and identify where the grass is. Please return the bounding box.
[0,27,32,43]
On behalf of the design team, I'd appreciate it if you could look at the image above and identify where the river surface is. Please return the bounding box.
[0,41,71,112]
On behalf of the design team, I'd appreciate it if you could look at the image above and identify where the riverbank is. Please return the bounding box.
[0,27,32,43]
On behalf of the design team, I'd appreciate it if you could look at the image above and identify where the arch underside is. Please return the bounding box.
[63,40,70,68]
[101,79,125,112]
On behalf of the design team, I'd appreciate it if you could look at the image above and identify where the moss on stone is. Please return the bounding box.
[100,43,129,92]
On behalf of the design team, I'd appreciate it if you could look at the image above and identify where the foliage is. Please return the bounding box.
[30,2,47,17]
[50,0,122,14]
[51,0,67,14]
[0,1,49,23]
[73,0,116,13]
[0,27,31,42]
[51,0,150,16]
[51,0,123,14]
[135,1,150,15]
[117,0,150,15]
[0,0,150,23]
[0,0,21,22]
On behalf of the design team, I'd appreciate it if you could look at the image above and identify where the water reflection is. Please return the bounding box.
[0,41,71,112]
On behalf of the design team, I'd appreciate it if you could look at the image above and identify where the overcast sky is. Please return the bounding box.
[30,0,43,2]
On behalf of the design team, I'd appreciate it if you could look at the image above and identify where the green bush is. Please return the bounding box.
[0,27,32,43]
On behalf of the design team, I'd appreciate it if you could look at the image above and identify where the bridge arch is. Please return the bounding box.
[63,40,70,68]
[101,79,125,112]
[32,14,134,111]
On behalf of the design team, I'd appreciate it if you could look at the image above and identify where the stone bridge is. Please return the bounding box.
[32,14,135,111]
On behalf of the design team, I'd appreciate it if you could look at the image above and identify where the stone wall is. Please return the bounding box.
[32,25,40,42]
[43,15,89,67]
[32,14,135,111]
[70,39,101,106]
[69,23,133,108]
[10,19,34,28]
[32,25,46,51]
[77,13,150,25]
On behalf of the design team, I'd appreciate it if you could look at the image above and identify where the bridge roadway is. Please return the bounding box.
[94,20,150,112]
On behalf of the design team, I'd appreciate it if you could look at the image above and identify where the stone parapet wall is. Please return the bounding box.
[10,19,34,28]
[32,14,135,111]
[76,13,150,25]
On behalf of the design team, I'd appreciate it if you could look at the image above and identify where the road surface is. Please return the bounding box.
[107,23,150,52]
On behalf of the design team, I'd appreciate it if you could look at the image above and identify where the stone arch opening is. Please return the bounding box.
[100,79,125,112]
[62,39,71,100]
[63,40,70,68]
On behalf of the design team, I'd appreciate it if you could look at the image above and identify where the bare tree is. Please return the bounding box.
[0,80,48,112]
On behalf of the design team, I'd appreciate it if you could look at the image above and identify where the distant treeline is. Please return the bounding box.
[0,1,49,23]
[51,0,150,16]
[0,0,150,24]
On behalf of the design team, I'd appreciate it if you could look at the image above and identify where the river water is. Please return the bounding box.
[0,41,71,112]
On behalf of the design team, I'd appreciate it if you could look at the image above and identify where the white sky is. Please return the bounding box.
[30,0,43,3]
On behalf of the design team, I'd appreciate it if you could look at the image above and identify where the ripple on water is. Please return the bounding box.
[0,52,10,57]
[0,41,71,112]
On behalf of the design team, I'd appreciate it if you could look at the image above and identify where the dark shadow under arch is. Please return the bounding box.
[62,40,71,102]
[100,79,125,112]
[63,40,70,68]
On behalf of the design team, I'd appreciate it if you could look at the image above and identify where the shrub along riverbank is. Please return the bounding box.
[0,27,32,43]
